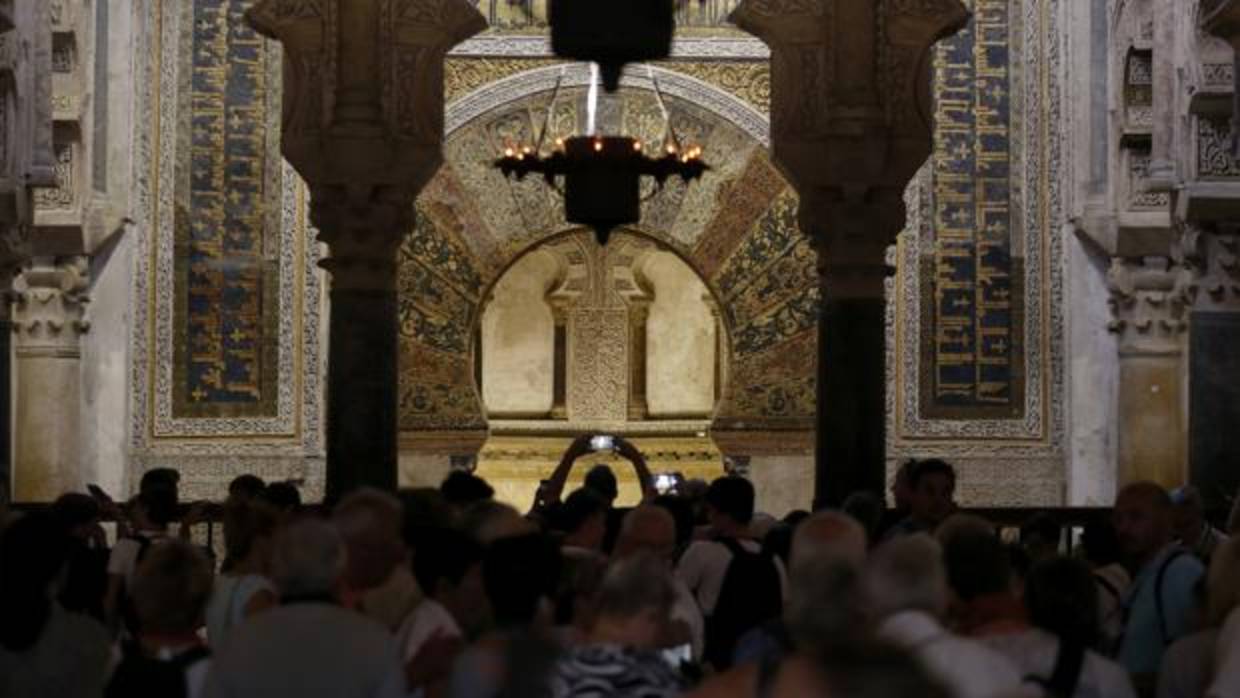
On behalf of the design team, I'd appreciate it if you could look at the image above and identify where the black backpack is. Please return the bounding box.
[703,537,782,670]
[105,644,210,698]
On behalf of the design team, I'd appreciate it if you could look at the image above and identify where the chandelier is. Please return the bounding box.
[493,0,709,246]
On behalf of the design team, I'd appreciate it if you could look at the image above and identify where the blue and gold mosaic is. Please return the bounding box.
[173,0,280,417]
[925,0,1023,416]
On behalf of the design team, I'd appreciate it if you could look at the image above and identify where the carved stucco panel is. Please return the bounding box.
[568,308,629,422]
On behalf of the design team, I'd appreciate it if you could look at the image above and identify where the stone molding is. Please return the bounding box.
[450,35,771,60]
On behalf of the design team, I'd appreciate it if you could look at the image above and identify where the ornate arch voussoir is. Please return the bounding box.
[445,63,771,147]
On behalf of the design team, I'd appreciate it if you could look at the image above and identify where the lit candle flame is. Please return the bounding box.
[594,139,604,152]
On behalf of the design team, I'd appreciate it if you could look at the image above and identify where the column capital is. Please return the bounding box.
[247,0,485,193]
[799,192,903,300]
[730,0,968,197]
[11,255,90,355]
[311,184,416,293]
[1106,255,1191,355]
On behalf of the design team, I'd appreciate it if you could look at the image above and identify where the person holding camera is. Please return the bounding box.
[532,434,657,517]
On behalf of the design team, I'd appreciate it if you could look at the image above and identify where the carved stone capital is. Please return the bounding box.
[730,0,968,197]
[1106,256,1190,354]
[311,184,416,293]
[247,0,485,193]
[800,192,902,299]
[11,255,90,354]
[1176,223,1240,311]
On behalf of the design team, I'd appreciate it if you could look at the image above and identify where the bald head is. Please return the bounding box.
[1114,481,1174,566]
[791,511,868,571]
[615,505,676,561]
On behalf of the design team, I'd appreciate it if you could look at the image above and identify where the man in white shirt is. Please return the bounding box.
[676,477,784,669]
[865,534,1025,698]
[105,483,177,630]
[203,518,405,698]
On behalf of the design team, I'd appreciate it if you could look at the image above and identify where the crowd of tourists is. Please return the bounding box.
[2,436,1239,698]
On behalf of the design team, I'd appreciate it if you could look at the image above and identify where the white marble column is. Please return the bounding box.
[11,256,90,501]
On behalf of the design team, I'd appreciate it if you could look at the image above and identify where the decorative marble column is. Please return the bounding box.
[0,266,11,494]
[730,0,968,506]
[248,0,485,501]
[1106,256,1190,487]
[627,299,650,420]
[10,257,89,501]
[550,301,569,420]
[705,295,723,403]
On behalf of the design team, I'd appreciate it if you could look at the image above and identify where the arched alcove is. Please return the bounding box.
[396,66,818,513]
[471,229,728,506]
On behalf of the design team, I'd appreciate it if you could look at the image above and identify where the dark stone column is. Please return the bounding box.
[551,303,568,420]
[313,186,412,503]
[0,315,9,496]
[806,203,895,509]
[815,289,887,508]
[326,288,399,500]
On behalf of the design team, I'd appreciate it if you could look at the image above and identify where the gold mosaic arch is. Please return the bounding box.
[397,66,818,436]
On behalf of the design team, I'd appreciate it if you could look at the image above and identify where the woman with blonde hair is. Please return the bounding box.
[1159,536,1240,698]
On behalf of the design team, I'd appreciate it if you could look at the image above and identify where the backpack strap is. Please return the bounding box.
[1024,640,1086,698]
[1153,548,1188,646]
[716,536,747,558]
[1092,571,1120,603]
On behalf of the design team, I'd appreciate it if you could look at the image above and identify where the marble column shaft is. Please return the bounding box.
[815,289,887,507]
[628,301,650,420]
[1107,256,1190,487]
[11,257,89,502]
[551,303,568,420]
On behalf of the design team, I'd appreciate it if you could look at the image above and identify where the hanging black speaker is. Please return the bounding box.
[549,0,675,92]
